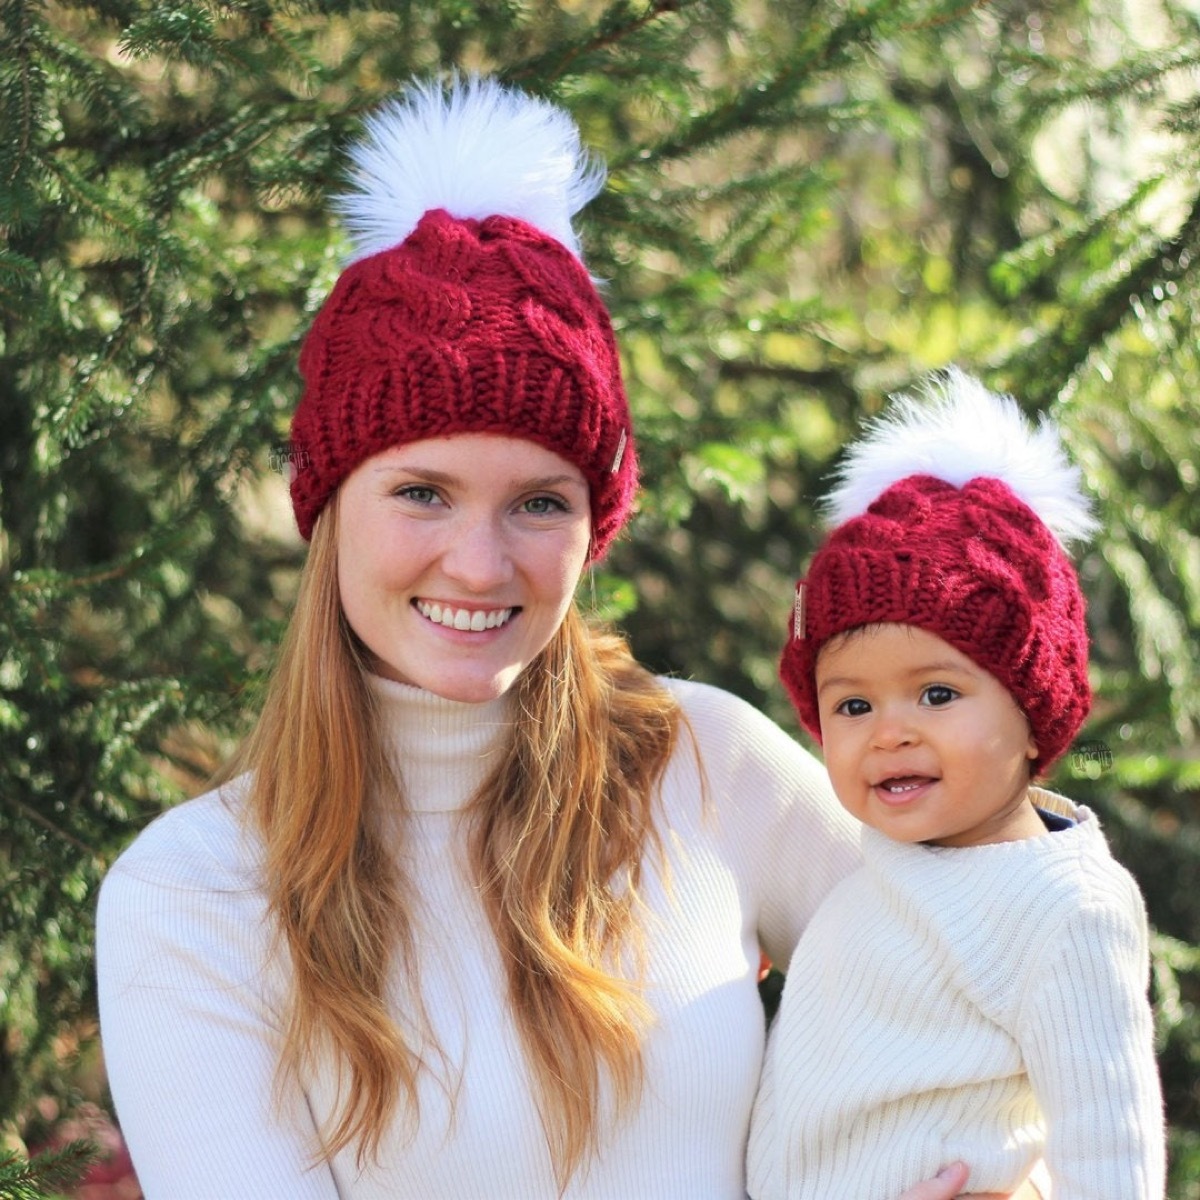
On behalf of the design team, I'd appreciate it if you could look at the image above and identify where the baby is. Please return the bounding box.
[747,369,1165,1199]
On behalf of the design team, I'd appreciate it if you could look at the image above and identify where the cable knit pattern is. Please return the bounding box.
[780,474,1091,771]
[747,794,1165,1200]
[289,209,635,554]
[97,677,861,1200]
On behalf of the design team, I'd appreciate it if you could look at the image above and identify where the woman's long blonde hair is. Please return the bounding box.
[222,491,681,1186]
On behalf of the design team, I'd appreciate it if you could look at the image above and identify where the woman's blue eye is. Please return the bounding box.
[523,495,567,514]
[922,685,957,707]
[396,485,438,504]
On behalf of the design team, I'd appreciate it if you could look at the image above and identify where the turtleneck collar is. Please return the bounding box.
[366,674,515,813]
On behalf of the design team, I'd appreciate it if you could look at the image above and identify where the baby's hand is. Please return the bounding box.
[897,1162,970,1199]
[965,1189,1042,1200]
[896,1162,1043,1200]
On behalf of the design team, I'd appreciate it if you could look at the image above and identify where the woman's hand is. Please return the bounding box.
[896,1162,1044,1200]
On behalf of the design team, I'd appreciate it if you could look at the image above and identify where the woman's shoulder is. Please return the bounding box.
[662,675,813,751]
[659,674,775,731]
[102,774,261,896]
[95,776,277,1007]
[658,675,832,797]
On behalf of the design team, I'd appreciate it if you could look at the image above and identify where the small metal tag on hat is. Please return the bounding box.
[610,429,627,474]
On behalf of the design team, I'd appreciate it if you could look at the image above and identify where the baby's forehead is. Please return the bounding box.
[818,621,952,651]
[815,623,980,676]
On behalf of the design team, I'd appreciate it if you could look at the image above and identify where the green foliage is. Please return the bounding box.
[0,1140,97,1200]
[2,0,1199,1192]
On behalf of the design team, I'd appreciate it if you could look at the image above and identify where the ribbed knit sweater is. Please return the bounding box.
[747,793,1165,1200]
[97,676,861,1200]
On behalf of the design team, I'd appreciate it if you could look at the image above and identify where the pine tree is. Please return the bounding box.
[0,1141,97,1200]
[2,0,1197,1191]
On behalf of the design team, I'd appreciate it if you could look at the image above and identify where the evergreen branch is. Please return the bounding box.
[0,1140,99,1200]
[7,793,102,860]
[146,102,310,206]
[1057,192,1200,378]
[1000,190,1200,398]
[257,15,316,77]
[507,0,692,84]
[0,247,39,311]
[5,519,195,597]
[0,0,42,180]
[117,3,220,66]
[717,360,859,404]
[39,21,146,145]
[619,0,968,171]
[41,156,144,242]
[9,560,135,592]
[903,0,995,32]
[1018,44,1200,124]
[990,176,1166,299]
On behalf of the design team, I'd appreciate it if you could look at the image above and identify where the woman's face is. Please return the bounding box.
[336,434,592,703]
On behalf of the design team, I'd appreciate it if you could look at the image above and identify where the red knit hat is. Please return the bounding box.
[289,76,636,558]
[779,369,1096,772]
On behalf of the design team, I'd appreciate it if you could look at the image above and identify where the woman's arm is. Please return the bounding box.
[96,805,340,1200]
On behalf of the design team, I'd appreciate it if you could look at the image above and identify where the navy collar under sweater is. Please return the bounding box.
[367,674,514,813]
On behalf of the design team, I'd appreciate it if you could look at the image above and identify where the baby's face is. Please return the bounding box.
[814,624,1039,847]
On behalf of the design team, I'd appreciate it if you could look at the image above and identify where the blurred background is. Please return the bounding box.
[2,0,1199,1194]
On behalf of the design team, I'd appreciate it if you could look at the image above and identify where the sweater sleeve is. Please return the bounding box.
[669,679,861,969]
[95,795,340,1200]
[1016,884,1166,1200]
[754,726,861,968]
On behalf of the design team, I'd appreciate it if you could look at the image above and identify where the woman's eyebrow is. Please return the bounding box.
[371,464,586,491]
[371,463,457,484]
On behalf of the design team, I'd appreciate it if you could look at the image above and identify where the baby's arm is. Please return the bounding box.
[1018,891,1165,1199]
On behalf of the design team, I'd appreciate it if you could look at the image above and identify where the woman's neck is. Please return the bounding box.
[366,675,513,813]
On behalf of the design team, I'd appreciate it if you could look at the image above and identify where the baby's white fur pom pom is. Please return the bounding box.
[824,367,1097,546]
[335,74,605,263]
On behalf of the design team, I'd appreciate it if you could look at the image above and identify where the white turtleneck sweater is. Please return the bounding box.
[747,793,1165,1200]
[96,676,861,1200]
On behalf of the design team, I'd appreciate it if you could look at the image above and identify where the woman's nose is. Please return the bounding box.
[439,513,515,591]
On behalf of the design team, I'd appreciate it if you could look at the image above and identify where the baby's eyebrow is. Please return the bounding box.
[906,661,975,678]
[816,675,863,696]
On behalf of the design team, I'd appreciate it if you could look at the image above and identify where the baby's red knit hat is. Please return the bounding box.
[288,76,636,558]
[779,369,1096,773]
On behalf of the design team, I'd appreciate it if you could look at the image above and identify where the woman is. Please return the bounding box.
[96,75,1043,1199]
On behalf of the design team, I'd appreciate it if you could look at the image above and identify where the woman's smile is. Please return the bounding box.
[413,599,517,632]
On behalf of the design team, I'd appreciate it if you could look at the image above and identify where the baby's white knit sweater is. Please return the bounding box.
[747,793,1165,1200]
[97,676,861,1200]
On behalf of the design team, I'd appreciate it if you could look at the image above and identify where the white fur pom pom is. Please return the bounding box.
[824,367,1097,546]
[334,74,606,263]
